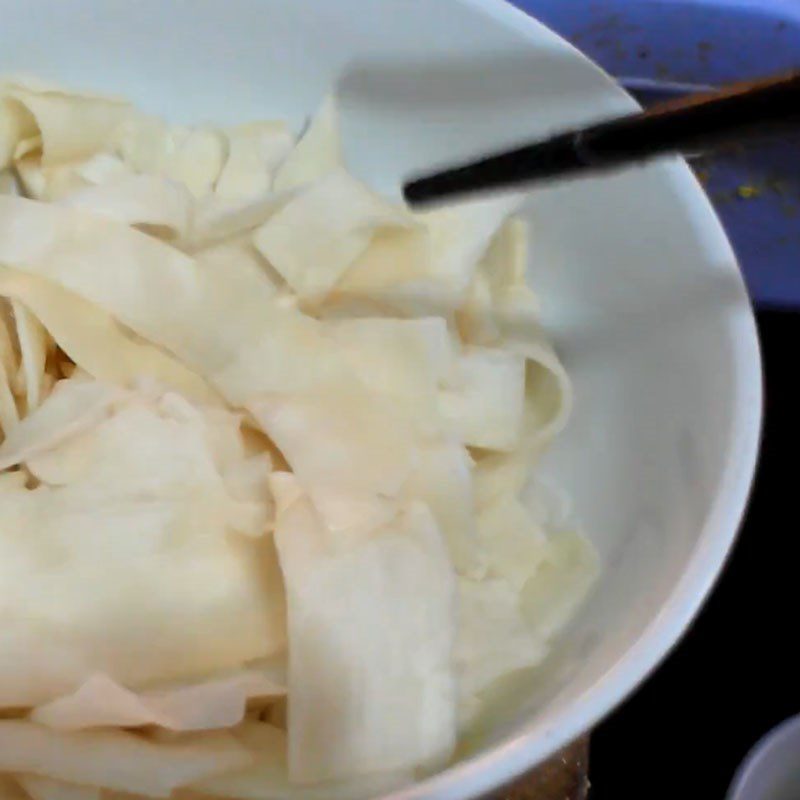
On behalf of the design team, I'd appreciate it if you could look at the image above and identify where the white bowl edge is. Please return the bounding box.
[385,2,763,798]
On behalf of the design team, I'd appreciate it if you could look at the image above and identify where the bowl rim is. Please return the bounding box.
[727,714,800,800]
[385,2,764,798]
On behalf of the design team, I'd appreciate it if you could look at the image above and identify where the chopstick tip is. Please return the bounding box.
[402,178,433,208]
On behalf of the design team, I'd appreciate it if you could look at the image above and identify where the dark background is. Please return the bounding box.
[589,310,798,799]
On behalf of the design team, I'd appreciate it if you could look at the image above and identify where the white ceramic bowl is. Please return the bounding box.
[728,716,800,800]
[0,1,762,797]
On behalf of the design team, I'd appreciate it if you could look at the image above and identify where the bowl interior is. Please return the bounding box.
[0,0,761,796]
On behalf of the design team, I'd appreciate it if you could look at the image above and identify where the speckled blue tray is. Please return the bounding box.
[513,0,800,308]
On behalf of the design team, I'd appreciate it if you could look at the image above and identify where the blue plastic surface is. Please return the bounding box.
[512,0,800,308]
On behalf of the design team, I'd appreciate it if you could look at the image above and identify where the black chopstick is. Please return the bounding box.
[403,70,800,207]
